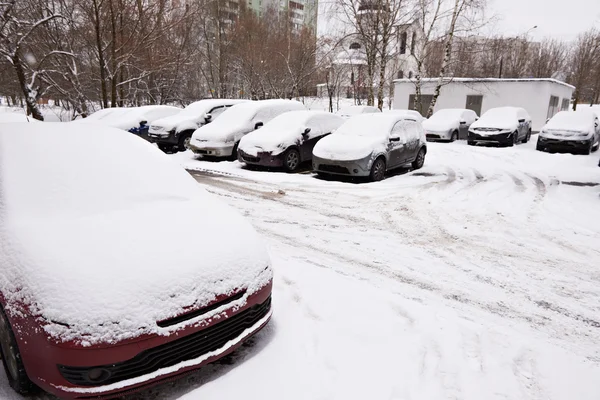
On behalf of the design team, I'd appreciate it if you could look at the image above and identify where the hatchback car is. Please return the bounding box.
[0,123,273,399]
[312,113,427,182]
[537,110,600,154]
[238,110,345,171]
[189,99,305,159]
[423,108,478,141]
[468,107,532,146]
[148,99,247,153]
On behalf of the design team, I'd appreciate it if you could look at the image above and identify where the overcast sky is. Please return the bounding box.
[318,0,600,41]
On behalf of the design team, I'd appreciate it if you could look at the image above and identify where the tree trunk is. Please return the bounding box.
[92,0,108,108]
[12,54,44,121]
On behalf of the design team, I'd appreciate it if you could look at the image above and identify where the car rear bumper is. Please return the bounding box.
[468,131,512,145]
[17,282,272,399]
[312,156,371,177]
[537,137,592,153]
[238,150,285,167]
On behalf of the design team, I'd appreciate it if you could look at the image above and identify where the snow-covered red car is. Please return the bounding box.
[0,123,273,398]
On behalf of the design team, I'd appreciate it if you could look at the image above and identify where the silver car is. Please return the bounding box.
[312,113,427,182]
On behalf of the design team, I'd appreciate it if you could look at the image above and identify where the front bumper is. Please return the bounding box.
[468,131,512,144]
[147,130,178,145]
[312,155,371,177]
[16,282,272,399]
[426,131,451,141]
[188,142,235,157]
[238,149,285,167]
[537,137,592,153]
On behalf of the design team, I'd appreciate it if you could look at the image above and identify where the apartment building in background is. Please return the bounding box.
[247,0,318,31]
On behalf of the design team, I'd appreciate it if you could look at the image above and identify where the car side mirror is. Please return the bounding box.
[389,136,401,142]
[140,120,147,126]
[204,113,212,123]
[302,128,311,137]
[254,122,263,129]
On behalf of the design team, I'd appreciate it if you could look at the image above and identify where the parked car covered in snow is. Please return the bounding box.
[148,99,248,153]
[238,110,345,171]
[189,99,305,158]
[423,108,478,141]
[336,105,381,118]
[0,112,40,123]
[468,107,532,146]
[76,105,181,140]
[537,110,600,154]
[312,113,427,182]
[0,123,273,398]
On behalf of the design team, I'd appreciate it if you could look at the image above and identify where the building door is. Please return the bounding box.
[408,94,433,116]
[465,95,483,116]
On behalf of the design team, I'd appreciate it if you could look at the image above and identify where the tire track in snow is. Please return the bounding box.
[525,174,547,202]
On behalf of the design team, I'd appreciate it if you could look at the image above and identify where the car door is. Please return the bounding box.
[403,120,421,161]
[517,109,529,139]
[299,116,324,161]
[387,121,408,168]
[458,111,470,139]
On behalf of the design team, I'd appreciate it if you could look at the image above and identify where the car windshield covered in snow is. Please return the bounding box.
[336,105,380,117]
[336,114,395,138]
[544,111,596,133]
[429,109,466,122]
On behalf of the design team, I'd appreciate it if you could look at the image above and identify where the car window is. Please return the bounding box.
[390,121,404,139]
[306,116,325,138]
[209,106,227,120]
[403,120,421,142]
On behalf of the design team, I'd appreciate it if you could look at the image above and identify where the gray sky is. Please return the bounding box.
[318,0,600,41]
[489,0,600,40]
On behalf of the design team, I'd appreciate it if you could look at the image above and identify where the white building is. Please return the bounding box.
[393,78,575,131]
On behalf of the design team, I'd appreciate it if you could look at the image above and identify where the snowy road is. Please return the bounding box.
[2,140,600,399]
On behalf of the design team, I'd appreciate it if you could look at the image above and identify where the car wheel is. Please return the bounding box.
[0,306,34,395]
[536,142,544,152]
[523,130,531,143]
[467,141,476,146]
[229,142,239,161]
[177,132,193,152]
[412,148,426,170]
[508,131,518,147]
[369,157,386,182]
[283,148,301,172]
[157,144,170,153]
[592,139,599,152]
[450,131,458,142]
[583,141,592,155]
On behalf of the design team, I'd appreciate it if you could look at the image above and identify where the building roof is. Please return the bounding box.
[393,77,575,90]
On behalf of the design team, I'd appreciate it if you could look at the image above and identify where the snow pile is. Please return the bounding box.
[0,123,272,346]
[0,112,39,123]
[470,107,524,131]
[239,111,344,156]
[541,111,597,138]
[336,105,381,118]
[313,114,398,161]
[150,99,248,133]
[192,100,305,146]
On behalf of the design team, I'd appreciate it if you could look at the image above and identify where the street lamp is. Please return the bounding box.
[498,25,538,79]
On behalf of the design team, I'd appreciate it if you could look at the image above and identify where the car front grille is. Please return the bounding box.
[58,296,271,387]
[241,153,260,163]
[319,164,350,174]
[426,134,441,139]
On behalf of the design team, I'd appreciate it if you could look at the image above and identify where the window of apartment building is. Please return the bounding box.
[349,42,361,50]
[397,70,404,79]
[400,32,407,54]
[408,71,413,79]
[561,98,570,111]
[410,32,416,55]
[465,95,483,116]
[547,96,559,120]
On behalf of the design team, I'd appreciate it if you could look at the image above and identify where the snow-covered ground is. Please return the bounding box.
[2,139,600,400]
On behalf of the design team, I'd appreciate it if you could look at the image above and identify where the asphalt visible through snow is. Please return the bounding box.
[1,140,600,400]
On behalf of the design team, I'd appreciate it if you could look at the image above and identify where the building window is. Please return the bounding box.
[400,32,407,54]
[349,42,361,50]
[408,71,413,79]
[397,70,404,79]
[409,94,434,116]
[561,98,570,111]
[411,32,417,55]
[466,95,483,116]
[547,96,559,119]
[350,72,355,84]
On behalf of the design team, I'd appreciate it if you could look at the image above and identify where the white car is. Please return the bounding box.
[387,109,425,123]
[468,107,532,146]
[0,122,273,398]
[537,110,600,154]
[148,99,248,153]
[423,109,478,142]
[312,113,427,182]
[335,105,381,118]
[75,105,181,139]
[238,110,345,171]
[189,99,306,158]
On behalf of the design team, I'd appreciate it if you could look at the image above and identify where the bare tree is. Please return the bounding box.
[568,29,600,110]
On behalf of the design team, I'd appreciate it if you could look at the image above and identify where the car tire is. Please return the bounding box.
[536,142,544,152]
[157,144,171,153]
[583,141,592,155]
[369,157,386,182]
[508,131,518,147]
[467,141,476,146]
[523,129,531,143]
[0,306,35,395]
[412,148,426,170]
[229,142,239,161]
[592,140,599,152]
[450,131,458,142]
[283,148,301,172]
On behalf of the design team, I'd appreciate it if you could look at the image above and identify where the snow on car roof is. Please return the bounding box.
[336,105,381,116]
[337,113,407,138]
[0,123,271,345]
[429,109,467,120]
[180,99,247,116]
[544,111,596,132]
